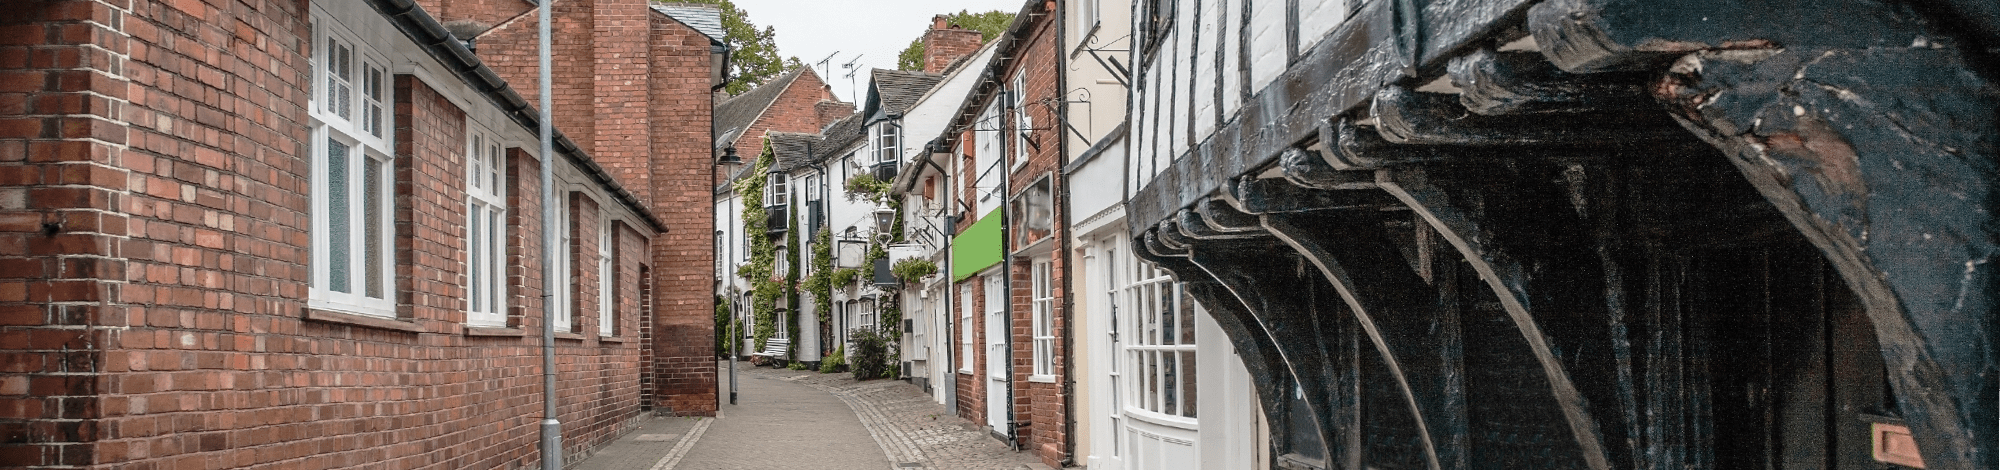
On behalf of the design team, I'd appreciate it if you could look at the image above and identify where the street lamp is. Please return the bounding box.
[873,207,896,235]
[718,146,741,165]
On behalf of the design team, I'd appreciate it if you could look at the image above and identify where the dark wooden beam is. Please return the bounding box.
[1446,48,1653,116]
[1658,44,1998,470]
[1371,85,1687,147]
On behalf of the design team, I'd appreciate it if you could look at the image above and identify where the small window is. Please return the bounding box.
[1075,0,1100,43]
[960,283,976,373]
[1009,76,1031,169]
[1031,257,1056,379]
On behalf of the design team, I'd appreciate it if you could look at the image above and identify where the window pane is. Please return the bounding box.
[1160,281,1176,345]
[328,138,352,293]
[1180,351,1198,418]
[1178,285,1196,345]
[1162,350,1178,415]
[364,155,385,299]
[488,208,499,312]
[470,206,483,312]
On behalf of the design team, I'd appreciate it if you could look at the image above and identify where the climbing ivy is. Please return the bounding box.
[801,228,834,325]
[734,142,780,352]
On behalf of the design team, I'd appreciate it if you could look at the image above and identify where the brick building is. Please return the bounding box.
[0,0,719,468]
[422,0,727,417]
[927,1,1071,466]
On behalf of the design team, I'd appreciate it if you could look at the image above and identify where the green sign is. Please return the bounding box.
[951,208,1003,281]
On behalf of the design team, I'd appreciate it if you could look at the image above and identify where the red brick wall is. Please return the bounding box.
[645,13,718,417]
[726,69,841,166]
[815,99,855,130]
[999,9,1069,468]
[0,1,663,467]
[923,24,985,74]
[0,0,135,466]
[955,276,987,425]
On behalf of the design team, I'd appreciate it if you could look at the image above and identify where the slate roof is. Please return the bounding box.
[650,3,725,45]
[713,68,808,150]
[812,113,865,164]
[861,69,944,123]
[767,132,819,172]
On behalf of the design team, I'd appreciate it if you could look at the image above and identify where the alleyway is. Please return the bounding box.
[573,362,1051,470]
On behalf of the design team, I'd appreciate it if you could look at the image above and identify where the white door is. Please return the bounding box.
[984,273,1009,431]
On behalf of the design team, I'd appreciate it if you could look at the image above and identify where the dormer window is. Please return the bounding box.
[873,122,901,164]
[765,172,789,207]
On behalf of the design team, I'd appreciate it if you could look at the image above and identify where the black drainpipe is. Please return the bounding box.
[1051,1,1077,465]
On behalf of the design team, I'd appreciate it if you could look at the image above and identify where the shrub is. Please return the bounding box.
[787,361,810,371]
[849,328,895,380]
[890,258,938,284]
[819,345,847,373]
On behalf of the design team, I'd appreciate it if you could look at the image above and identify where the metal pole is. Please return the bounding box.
[536,0,563,467]
[729,196,738,405]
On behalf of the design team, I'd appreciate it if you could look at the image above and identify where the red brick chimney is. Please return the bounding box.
[816,100,856,128]
[922,15,984,74]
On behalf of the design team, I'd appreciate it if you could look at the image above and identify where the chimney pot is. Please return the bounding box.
[933,15,949,30]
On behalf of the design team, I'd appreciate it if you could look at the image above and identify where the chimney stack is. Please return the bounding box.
[921,16,984,74]
[815,100,856,129]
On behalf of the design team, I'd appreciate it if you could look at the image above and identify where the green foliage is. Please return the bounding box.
[890,258,938,284]
[784,215,802,346]
[800,228,835,324]
[848,328,895,380]
[829,268,861,289]
[843,174,893,204]
[787,360,810,370]
[819,345,847,373]
[734,143,780,352]
[659,0,806,95]
[714,296,734,356]
[896,10,1016,71]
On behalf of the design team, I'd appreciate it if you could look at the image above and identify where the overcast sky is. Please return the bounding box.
[733,0,1032,102]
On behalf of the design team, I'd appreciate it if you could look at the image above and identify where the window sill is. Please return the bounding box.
[553,332,586,341]
[465,327,526,337]
[598,335,628,344]
[304,308,424,333]
[1028,374,1057,384]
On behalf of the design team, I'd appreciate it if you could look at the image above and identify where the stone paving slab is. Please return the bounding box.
[570,361,1055,470]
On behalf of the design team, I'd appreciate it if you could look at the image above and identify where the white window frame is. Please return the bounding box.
[858,298,877,333]
[552,191,574,333]
[1009,75,1031,170]
[309,11,397,318]
[598,217,614,336]
[1030,256,1057,381]
[765,172,789,208]
[1074,0,1100,44]
[873,122,901,164]
[960,283,975,373]
[465,124,508,327]
[1120,253,1197,424]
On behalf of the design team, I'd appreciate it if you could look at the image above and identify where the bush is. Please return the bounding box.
[787,361,810,371]
[849,328,895,380]
[890,258,938,284]
[819,346,847,373]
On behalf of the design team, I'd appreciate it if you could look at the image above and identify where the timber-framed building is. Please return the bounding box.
[1121,0,1996,469]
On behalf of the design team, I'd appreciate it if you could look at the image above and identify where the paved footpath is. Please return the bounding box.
[573,361,1052,470]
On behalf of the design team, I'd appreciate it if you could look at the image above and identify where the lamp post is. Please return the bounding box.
[718,146,740,405]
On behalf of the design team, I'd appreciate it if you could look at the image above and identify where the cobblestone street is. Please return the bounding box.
[573,362,1051,470]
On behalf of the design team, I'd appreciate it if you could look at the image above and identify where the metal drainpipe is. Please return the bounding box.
[999,89,1018,451]
[926,145,955,413]
[535,0,562,467]
[1050,3,1077,465]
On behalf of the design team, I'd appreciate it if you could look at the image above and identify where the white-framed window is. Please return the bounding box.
[598,217,614,336]
[858,298,877,332]
[1009,75,1031,170]
[1074,0,1100,43]
[960,283,975,373]
[465,125,508,327]
[309,11,396,318]
[1121,255,1196,420]
[873,122,901,164]
[552,192,573,333]
[1031,256,1056,380]
[765,172,789,207]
